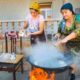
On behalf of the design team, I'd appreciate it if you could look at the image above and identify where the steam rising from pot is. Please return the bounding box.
[24,42,80,69]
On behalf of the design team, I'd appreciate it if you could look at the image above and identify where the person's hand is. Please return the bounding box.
[26,32,31,37]
[61,39,68,43]
[54,38,68,46]
[54,40,62,47]
[54,33,61,40]
[54,40,67,52]
[19,30,24,37]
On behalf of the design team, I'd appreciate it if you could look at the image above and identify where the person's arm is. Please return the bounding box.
[30,21,44,36]
[61,32,77,43]
[54,32,77,46]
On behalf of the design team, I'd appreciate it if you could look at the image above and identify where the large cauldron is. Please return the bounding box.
[27,43,71,80]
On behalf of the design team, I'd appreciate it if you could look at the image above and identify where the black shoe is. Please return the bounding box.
[70,74,75,80]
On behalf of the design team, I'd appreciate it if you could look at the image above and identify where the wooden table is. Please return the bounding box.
[0,54,24,80]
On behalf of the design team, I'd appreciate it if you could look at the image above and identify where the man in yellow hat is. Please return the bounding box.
[23,2,45,45]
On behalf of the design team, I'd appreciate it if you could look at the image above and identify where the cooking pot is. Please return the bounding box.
[27,43,71,70]
[27,43,72,80]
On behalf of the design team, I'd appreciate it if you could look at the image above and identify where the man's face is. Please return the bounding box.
[61,9,73,20]
[30,9,38,17]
